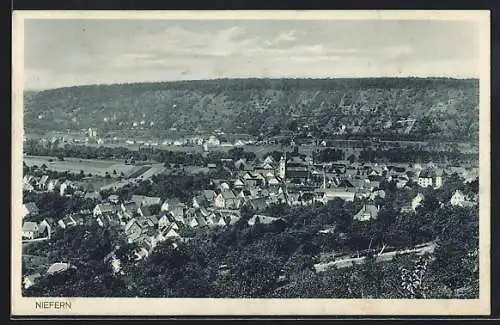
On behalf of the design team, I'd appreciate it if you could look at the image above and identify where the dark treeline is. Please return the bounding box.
[24,140,477,166]
[101,173,212,204]
[33,77,479,95]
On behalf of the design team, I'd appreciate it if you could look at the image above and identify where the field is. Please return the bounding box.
[23,155,135,177]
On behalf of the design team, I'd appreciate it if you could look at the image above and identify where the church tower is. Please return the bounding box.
[279,152,287,180]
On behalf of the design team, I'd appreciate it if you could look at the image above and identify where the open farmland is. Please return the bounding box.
[23,155,135,177]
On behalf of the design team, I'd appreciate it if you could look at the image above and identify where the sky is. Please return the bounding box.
[24,19,481,90]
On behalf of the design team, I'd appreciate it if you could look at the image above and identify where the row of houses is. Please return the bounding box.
[23,175,73,195]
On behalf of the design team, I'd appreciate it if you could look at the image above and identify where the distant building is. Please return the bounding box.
[247,214,281,226]
[23,273,42,289]
[22,202,39,219]
[47,262,74,275]
[353,204,379,222]
[412,193,425,211]
[417,168,443,189]
[130,195,161,207]
[108,194,120,204]
[319,188,356,203]
[22,222,39,240]
[206,135,220,146]
[450,190,469,207]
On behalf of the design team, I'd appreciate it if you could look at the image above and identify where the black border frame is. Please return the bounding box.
[8,0,499,322]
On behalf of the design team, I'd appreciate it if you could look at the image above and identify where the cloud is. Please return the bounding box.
[23,20,481,90]
[264,30,300,46]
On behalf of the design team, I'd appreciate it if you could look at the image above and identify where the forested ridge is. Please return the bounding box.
[24,78,479,141]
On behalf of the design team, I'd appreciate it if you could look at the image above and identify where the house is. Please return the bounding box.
[131,195,162,207]
[401,193,425,213]
[47,179,60,192]
[93,203,120,217]
[38,219,52,239]
[234,140,246,147]
[219,182,231,191]
[121,201,138,213]
[233,179,245,188]
[227,214,241,225]
[234,159,248,171]
[22,202,39,219]
[22,222,39,240]
[188,215,207,228]
[216,214,229,227]
[120,201,138,220]
[161,225,181,240]
[169,205,185,220]
[104,253,123,275]
[215,190,237,209]
[300,192,316,205]
[108,194,120,204]
[418,168,443,189]
[248,214,280,226]
[396,179,409,189]
[193,190,217,208]
[207,163,217,170]
[23,175,35,185]
[206,135,220,146]
[263,155,275,165]
[46,262,73,275]
[450,190,467,207]
[59,180,72,196]
[369,190,386,200]
[84,191,103,201]
[23,273,42,289]
[58,215,77,229]
[353,204,379,222]
[286,193,302,206]
[38,175,49,190]
[161,198,182,212]
[412,193,425,211]
[124,218,149,243]
[205,212,219,226]
[267,176,280,186]
[355,188,372,200]
[137,205,153,218]
[158,214,173,230]
[268,189,287,205]
[133,247,150,261]
[237,189,253,201]
[23,182,35,192]
[318,226,337,234]
[246,197,268,213]
[319,189,356,203]
[463,168,479,184]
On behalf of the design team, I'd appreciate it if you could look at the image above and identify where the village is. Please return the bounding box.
[21,141,479,290]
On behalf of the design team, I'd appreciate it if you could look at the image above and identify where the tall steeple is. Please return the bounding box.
[279,152,286,180]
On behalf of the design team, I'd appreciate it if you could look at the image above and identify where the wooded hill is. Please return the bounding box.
[24,78,479,141]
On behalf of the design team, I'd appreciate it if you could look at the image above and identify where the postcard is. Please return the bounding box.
[11,10,490,316]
